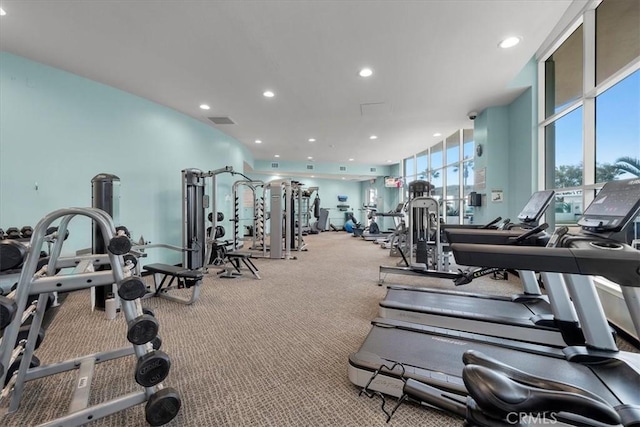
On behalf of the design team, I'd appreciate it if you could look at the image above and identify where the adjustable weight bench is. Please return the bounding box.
[142,263,204,305]
[219,251,261,279]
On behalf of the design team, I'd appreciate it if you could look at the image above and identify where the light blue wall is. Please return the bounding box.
[508,58,539,216]
[472,58,538,225]
[0,53,252,265]
[508,87,536,216]
[472,106,510,224]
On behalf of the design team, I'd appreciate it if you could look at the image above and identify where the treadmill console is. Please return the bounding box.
[517,190,555,224]
[578,179,640,233]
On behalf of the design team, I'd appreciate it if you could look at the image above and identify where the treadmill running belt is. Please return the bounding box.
[384,288,546,319]
[352,322,620,406]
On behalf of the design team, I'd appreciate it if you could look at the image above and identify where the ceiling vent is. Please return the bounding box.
[271,162,279,169]
[207,117,235,125]
[306,165,314,170]
[339,166,347,172]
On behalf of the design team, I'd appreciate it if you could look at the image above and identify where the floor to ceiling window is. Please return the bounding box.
[539,0,639,228]
[401,130,474,224]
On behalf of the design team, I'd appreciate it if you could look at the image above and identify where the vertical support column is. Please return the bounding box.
[269,183,283,259]
[91,173,120,311]
[284,181,292,259]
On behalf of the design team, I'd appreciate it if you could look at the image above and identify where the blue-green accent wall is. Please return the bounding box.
[0,53,251,264]
[472,58,538,224]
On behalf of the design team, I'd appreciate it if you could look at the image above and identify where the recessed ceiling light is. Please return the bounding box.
[387,160,392,163]
[274,154,280,158]
[499,36,521,49]
[199,104,210,110]
[307,156,313,160]
[433,132,442,137]
[348,158,354,162]
[370,135,378,140]
[311,175,315,178]
[341,177,346,180]
[308,138,316,142]
[0,8,6,16]
[263,90,275,98]
[255,139,262,144]
[359,68,373,77]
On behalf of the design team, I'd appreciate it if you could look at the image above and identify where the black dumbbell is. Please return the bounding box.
[2,355,40,386]
[123,254,138,268]
[20,226,33,239]
[45,226,70,241]
[5,228,21,239]
[117,277,147,300]
[13,324,46,350]
[145,387,181,426]
[0,240,28,272]
[151,336,162,350]
[127,314,159,345]
[115,225,131,237]
[134,350,171,387]
[207,212,225,222]
[0,296,18,330]
[108,233,132,255]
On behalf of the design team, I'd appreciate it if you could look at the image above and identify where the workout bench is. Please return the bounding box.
[218,251,261,279]
[142,263,204,305]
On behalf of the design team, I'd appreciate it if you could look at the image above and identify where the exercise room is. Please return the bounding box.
[0,0,639,426]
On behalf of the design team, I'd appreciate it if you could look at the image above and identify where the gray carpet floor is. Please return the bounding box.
[1,231,635,426]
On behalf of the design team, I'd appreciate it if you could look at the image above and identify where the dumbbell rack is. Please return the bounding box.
[0,207,180,426]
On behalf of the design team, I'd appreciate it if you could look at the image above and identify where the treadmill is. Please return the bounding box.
[349,179,640,426]
[379,190,583,348]
[362,204,405,242]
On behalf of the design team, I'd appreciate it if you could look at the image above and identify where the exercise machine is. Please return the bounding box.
[378,180,459,284]
[378,191,576,347]
[350,179,640,426]
[231,179,266,252]
[378,189,554,285]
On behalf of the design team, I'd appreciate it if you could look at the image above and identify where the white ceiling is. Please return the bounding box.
[0,0,573,169]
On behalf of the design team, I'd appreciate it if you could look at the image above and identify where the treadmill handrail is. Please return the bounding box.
[450,243,640,288]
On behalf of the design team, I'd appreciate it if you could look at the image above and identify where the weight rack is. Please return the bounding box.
[0,207,181,426]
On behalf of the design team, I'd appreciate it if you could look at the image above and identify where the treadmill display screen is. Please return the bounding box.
[517,190,555,222]
[578,178,640,231]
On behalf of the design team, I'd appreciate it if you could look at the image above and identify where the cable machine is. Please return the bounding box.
[231,179,265,252]
[181,166,233,271]
[407,180,448,271]
[260,179,306,259]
